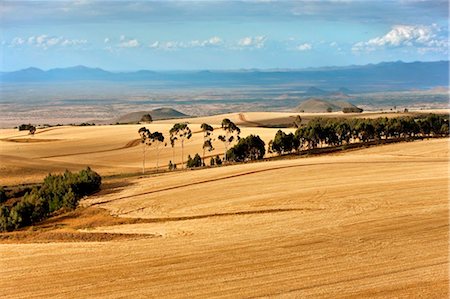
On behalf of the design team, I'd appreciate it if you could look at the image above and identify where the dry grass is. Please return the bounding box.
[0,138,448,298]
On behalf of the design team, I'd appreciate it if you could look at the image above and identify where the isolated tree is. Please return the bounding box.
[169,135,177,169]
[218,118,240,161]
[29,126,36,136]
[138,127,151,174]
[200,123,214,165]
[293,115,302,128]
[140,114,153,123]
[169,123,192,168]
[148,131,165,172]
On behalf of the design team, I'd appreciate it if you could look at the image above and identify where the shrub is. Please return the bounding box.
[342,107,363,113]
[0,187,6,204]
[168,160,176,170]
[18,124,34,131]
[0,206,12,232]
[187,153,202,168]
[215,155,222,166]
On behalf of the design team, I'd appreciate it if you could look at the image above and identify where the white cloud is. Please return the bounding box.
[61,39,87,46]
[10,35,87,49]
[149,36,223,50]
[352,24,448,53]
[104,37,110,43]
[329,41,338,47]
[11,37,26,46]
[200,36,223,47]
[35,35,48,46]
[149,40,184,50]
[119,38,140,48]
[296,43,312,51]
[237,36,266,48]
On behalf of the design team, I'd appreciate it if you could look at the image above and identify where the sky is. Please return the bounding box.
[0,0,448,71]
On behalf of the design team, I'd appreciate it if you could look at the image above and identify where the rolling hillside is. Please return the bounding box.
[295,98,362,113]
[114,108,188,123]
[0,139,448,298]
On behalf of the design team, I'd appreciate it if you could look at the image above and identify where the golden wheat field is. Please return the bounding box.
[1,111,445,186]
[0,112,301,186]
[0,128,448,298]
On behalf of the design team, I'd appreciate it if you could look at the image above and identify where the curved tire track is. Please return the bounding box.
[39,138,142,159]
[115,207,323,222]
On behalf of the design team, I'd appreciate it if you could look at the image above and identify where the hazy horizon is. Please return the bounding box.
[3,59,449,73]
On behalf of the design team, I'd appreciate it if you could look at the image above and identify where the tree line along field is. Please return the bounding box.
[0,111,448,186]
[0,138,448,298]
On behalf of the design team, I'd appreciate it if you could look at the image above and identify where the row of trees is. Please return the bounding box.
[138,114,448,171]
[269,114,449,155]
[0,167,101,232]
[138,118,242,172]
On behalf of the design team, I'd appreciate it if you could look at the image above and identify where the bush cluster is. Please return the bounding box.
[186,153,203,168]
[226,135,266,162]
[0,167,101,232]
[18,124,35,131]
[210,155,222,166]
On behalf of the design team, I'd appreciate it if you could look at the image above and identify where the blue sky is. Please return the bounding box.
[0,0,448,71]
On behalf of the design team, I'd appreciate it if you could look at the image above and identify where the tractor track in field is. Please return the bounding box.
[115,207,323,222]
[38,138,142,159]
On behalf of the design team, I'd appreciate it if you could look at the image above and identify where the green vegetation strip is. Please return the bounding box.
[0,168,101,232]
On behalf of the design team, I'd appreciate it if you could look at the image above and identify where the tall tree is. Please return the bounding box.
[138,127,151,174]
[148,131,165,172]
[218,118,240,161]
[169,123,192,168]
[200,123,214,165]
[169,135,177,169]
[293,115,302,128]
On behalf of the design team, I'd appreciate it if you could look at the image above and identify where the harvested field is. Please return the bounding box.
[0,138,448,298]
[1,110,447,185]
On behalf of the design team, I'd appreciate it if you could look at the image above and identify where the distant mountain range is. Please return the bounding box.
[1,61,448,91]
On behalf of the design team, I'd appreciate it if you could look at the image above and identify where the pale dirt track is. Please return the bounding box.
[0,139,448,298]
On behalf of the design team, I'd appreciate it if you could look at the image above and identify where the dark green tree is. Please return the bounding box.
[226,135,265,162]
[148,131,165,172]
[201,123,214,165]
[140,114,153,123]
[138,127,151,174]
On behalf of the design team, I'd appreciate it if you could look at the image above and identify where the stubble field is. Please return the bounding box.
[0,130,448,298]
